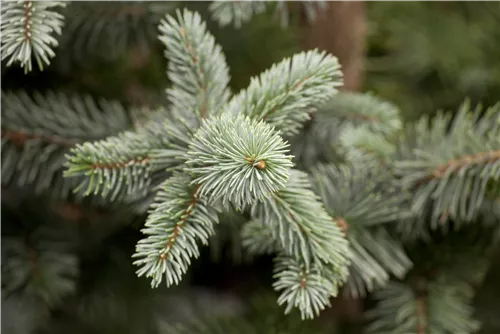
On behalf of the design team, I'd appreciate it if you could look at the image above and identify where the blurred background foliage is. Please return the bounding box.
[365,1,500,122]
[5,2,500,119]
[2,1,500,333]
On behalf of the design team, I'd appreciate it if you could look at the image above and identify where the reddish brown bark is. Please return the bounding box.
[300,1,367,92]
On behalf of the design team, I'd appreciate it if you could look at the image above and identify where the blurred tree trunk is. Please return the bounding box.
[300,1,367,91]
[299,2,367,327]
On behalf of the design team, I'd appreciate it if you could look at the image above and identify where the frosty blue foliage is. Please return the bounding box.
[1,1,66,73]
[186,114,293,209]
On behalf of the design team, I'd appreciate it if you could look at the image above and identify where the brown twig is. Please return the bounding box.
[23,2,32,42]
[2,130,75,147]
[263,76,312,120]
[415,278,428,334]
[159,184,200,260]
[339,113,381,122]
[299,271,307,288]
[334,217,349,236]
[416,296,426,334]
[179,27,208,119]
[431,150,500,178]
[89,157,151,170]
[415,150,500,187]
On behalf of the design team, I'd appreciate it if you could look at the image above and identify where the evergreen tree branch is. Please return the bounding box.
[63,108,189,200]
[1,228,78,308]
[133,173,219,288]
[415,150,500,185]
[1,91,135,199]
[209,1,268,28]
[160,293,324,333]
[290,92,402,169]
[273,254,345,320]
[339,126,396,163]
[185,113,293,209]
[241,219,278,256]
[365,279,481,334]
[226,49,343,136]
[311,163,412,297]
[250,169,349,269]
[151,111,199,171]
[394,100,500,227]
[311,163,410,226]
[366,225,492,334]
[209,1,326,29]
[59,2,176,61]
[276,1,327,27]
[1,90,132,142]
[317,92,402,136]
[244,169,350,318]
[160,8,231,119]
[1,1,66,73]
[241,216,349,320]
[2,130,74,147]
[345,229,411,299]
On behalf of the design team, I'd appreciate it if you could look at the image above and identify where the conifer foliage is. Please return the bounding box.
[209,1,327,28]
[1,1,66,73]
[64,8,349,319]
[2,3,500,333]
